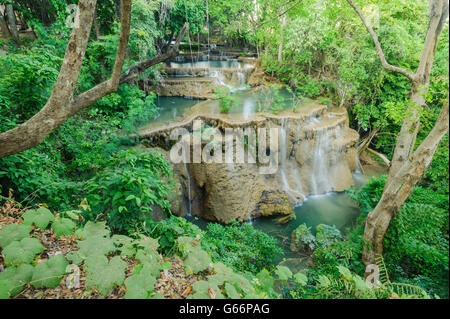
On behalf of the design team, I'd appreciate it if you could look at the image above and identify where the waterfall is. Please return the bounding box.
[237,71,246,88]
[310,129,330,195]
[279,119,305,203]
[242,99,254,119]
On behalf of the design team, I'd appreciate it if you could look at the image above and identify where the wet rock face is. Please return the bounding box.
[142,104,359,224]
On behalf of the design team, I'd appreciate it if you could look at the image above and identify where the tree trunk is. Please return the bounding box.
[5,4,19,41]
[0,0,188,159]
[0,10,12,38]
[347,0,449,267]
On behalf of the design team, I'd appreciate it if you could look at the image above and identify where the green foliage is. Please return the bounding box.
[77,236,116,259]
[348,177,449,298]
[202,221,283,274]
[315,224,342,247]
[293,224,316,251]
[145,215,202,255]
[184,245,212,274]
[0,264,34,297]
[166,0,206,36]
[2,238,45,266]
[31,254,68,288]
[275,265,293,281]
[75,221,110,240]
[0,224,32,248]
[51,218,76,236]
[85,255,127,296]
[84,149,176,233]
[22,207,55,229]
[215,86,235,114]
[124,264,157,299]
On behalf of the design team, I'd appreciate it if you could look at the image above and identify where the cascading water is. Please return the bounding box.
[310,128,330,195]
[279,119,305,203]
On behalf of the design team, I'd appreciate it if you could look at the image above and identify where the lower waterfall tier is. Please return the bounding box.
[139,104,359,224]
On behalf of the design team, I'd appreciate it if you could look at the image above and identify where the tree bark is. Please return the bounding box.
[0,1,188,159]
[347,0,449,266]
[363,102,449,265]
[5,4,19,41]
[0,9,12,38]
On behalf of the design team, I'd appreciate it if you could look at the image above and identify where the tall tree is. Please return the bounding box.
[346,0,449,266]
[0,0,188,159]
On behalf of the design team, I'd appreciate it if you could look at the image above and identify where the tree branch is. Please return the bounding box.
[255,0,303,28]
[346,0,417,82]
[0,2,188,159]
[119,22,189,84]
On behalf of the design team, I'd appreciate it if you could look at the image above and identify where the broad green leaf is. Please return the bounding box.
[75,221,109,239]
[293,272,308,286]
[51,218,76,236]
[0,224,32,248]
[124,264,157,299]
[189,280,224,299]
[85,255,127,296]
[184,246,211,274]
[0,280,14,299]
[3,238,45,265]
[138,237,159,254]
[256,269,274,290]
[77,235,115,258]
[135,250,161,278]
[149,292,165,299]
[31,255,68,288]
[225,283,241,299]
[22,208,55,229]
[66,251,83,265]
[275,265,292,281]
[0,264,34,296]
[176,236,197,256]
[112,235,136,258]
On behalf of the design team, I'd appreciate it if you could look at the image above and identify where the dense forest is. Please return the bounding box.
[0,0,448,300]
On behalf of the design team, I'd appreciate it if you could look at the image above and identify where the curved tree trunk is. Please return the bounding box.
[0,0,188,159]
[347,0,449,267]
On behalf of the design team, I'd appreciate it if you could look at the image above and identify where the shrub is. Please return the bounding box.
[84,149,176,234]
[201,221,283,274]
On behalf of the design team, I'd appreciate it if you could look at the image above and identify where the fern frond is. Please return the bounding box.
[388,283,429,299]
[374,254,390,284]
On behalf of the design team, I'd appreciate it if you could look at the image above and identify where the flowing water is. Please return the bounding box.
[141,52,388,260]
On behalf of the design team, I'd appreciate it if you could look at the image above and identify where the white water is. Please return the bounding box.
[279,119,306,203]
[310,129,330,195]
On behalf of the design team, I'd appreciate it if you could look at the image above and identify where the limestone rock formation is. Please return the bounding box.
[140,102,359,224]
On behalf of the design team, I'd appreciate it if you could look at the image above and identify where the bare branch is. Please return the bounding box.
[119,22,189,84]
[416,0,449,82]
[346,0,416,82]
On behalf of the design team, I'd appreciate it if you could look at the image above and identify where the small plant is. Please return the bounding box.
[291,224,316,252]
[215,86,235,114]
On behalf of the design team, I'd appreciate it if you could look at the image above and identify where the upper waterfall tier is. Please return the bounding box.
[151,54,261,99]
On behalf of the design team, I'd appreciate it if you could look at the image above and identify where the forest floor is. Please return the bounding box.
[0,200,205,299]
